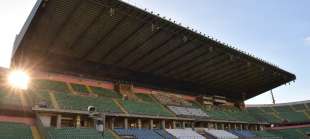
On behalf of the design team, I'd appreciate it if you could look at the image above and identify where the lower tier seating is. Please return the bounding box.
[252,130,280,138]
[269,128,306,139]
[168,106,208,117]
[230,130,256,138]
[154,129,175,139]
[165,128,205,139]
[114,128,165,139]
[204,129,238,139]
[46,127,115,139]
[0,122,33,139]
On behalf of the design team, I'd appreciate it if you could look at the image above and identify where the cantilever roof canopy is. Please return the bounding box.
[12,0,296,101]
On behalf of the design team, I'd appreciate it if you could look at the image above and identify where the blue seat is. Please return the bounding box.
[230,130,256,137]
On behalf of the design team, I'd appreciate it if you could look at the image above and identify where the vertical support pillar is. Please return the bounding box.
[111,118,115,130]
[240,124,244,130]
[228,123,231,130]
[214,123,218,129]
[83,120,88,127]
[150,119,154,129]
[182,121,186,128]
[56,114,62,128]
[76,115,81,128]
[138,119,142,129]
[161,120,166,129]
[234,123,237,130]
[124,118,128,129]
[221,123,225,130]
[172,120,176,129]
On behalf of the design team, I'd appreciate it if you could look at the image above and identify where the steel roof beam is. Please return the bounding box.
[114,23,169,65]
[137,36,195,72]
[160,48,219,77]
[80,6,129,60]
[99,16,150,62]
[179,55,230,80]
[145,40,203,73]
[128,28,185,68]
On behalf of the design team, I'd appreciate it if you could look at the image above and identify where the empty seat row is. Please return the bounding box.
[54,92,122,113]
[0,122,33,139]
[204,129,238,139]
[119,100,174,117]
[166,128,205,139]
[46,127,115,139]
[114,128,165,139]
[34,79,121,98]
[168,106,208,117]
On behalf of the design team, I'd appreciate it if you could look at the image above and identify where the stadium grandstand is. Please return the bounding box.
[0,0,309,138]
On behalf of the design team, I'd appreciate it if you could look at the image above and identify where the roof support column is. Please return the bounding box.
[150,119,154,130]
[221,123,225,130]
[161,120,165,129]
[56,114,62,128]
[172,120,176,129]
[111,117,115,130]
[138,119,142,129]
[207,122,211,128]
[182,121,186,128]
[76,115,81,128]
[214,123,218,129]
[124,118,128,130]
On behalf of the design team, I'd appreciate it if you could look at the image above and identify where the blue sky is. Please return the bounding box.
[0,0,309,104]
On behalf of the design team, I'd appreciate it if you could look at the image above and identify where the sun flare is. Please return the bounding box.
[8,70,30,90]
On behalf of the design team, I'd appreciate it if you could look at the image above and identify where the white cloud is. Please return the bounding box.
[305,36,310,45]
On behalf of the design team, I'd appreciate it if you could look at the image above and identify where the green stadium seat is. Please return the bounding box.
[277,111,308,122]
[136,93,155,102]
[292,103,307,111]
[269,128,305,139]
[0,122,33,139]
[53,92,122,113]
[252,130,278,138]
[46,127,116,139]
[260,107,275,113]
[34,80,69,93]
[273,105,293,112]
[89,86,121,98]
[28,89,53,108]
[119,100,173,117]
[70,83,89,94]
[0,88,31,108]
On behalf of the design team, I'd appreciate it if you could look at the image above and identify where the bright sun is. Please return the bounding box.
[8,70,30,90]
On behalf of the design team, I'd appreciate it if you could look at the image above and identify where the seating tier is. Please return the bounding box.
[114,128,164,139]
[119,100,173,117]
[0,122,33,139]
